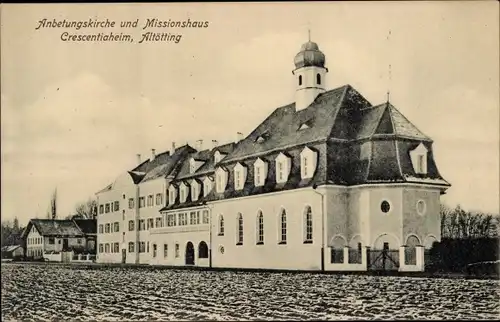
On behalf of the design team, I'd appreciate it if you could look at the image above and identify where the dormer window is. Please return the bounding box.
[179,182,188,203]
[300,147,318,179]
[168,186,177,205]
[203,176,213,197]
[214,151,226,164]
[215,167,228,193]
[255,131,270,144]
[275,152,291,183]
[191,180,200,201]
[234,163,247,190]
[410,143,428,175]
[254,158,268,187]
[298,123,310,130]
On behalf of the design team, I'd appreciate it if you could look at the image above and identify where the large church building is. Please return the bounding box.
[96,40,450,272]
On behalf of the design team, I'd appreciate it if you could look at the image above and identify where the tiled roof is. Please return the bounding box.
[161,84,449,211]
[22,219,85,238]
[176,142,236,180]
[136,145,197,183]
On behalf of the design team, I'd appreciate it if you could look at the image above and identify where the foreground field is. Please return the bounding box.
[1,264,499,321]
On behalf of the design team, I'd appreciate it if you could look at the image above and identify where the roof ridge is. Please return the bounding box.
[388,104,431,140]
[325,85,350,139]
[368,103,390,140]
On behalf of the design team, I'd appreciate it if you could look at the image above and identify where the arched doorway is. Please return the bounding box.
[198,241,208,259]
[185,242,195,265]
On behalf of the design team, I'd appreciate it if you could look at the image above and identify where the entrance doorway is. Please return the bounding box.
[63,238,69,251]
[185,242,195,265]
[122,249,126,264]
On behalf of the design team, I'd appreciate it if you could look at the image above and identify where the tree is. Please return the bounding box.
[440,204,499,239]
[50,188,57,219]
[73,198,98,219]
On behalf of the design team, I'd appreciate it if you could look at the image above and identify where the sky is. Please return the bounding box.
[1,2,499,226]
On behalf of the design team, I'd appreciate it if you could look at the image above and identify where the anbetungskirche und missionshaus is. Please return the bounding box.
[40,39,449,272]
[35,18,210,31]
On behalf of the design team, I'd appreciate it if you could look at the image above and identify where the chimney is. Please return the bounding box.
[212,140,218,149]
[236,132,244,143]
[136,154,141,164]
[196,139,203,151]
[150,149,156,161]
[170,142,176,155]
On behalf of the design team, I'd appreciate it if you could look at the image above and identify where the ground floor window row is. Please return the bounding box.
[217,206,314,246]
[98,241,209,260]
[27,249,43,257]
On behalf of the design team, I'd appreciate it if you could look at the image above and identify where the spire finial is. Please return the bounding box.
[308,28,311,42]
[386,29,392,104]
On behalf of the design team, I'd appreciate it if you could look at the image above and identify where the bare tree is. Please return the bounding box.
[441,204,499,239]
[73,198,98,219]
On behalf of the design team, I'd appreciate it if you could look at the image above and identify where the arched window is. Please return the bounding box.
[257,211,264,244]
[316,73,321,85]
[198,241,209,258]
[304,206,313,243]
[299,75,303,86]
[218,214,224,236]
[279,209,287,244]
[237,213,244,245]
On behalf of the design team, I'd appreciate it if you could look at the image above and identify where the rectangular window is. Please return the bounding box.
[99,244,104,253]
[169,190,175,204]
[190,212,196,225]
[196,211,200,225]
[147,195,153,207]
[153,244,157,257]
[77,239,82,244]
[49,237,55,245]
[156,193,163,206]
[105,223,110,233]
[202,210,209,224]
[303,157,308,177]
[114,201,120,212]
[128,242,134,253]
[128,220,135,231]
[256,167,261,185]
[99,205,104,214]
[418,155,424,173]
[114,243,119,253]
[98,225,103,234]
[138,241,146,253]
[105,203,110,213]
[180,189,185,203]
[105,243,110,253]
[139,219,145,231]
[139,197,145,208]
[128,198,135,209]
[278,162,283,181]
[167,214,176,227]
[147,242,150,253]
[114,222,119,232]
[175,244,180,258]
[156,217,163,228]
[164,244,168,258]
[235,171,240,189]
[147,218,154,230]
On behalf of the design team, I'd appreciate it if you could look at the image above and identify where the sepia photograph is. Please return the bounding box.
[1,1,499,321]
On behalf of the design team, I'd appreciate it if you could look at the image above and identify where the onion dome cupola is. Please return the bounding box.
[293,41,326,69]
[293,37,329,111]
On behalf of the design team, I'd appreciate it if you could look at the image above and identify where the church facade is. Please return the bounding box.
[96,40,450,272]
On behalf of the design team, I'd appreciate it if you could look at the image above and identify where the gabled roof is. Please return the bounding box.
[139,145,197,183]
[21,219,85,238]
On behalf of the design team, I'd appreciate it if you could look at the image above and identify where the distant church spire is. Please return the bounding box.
[308,28,311,42]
